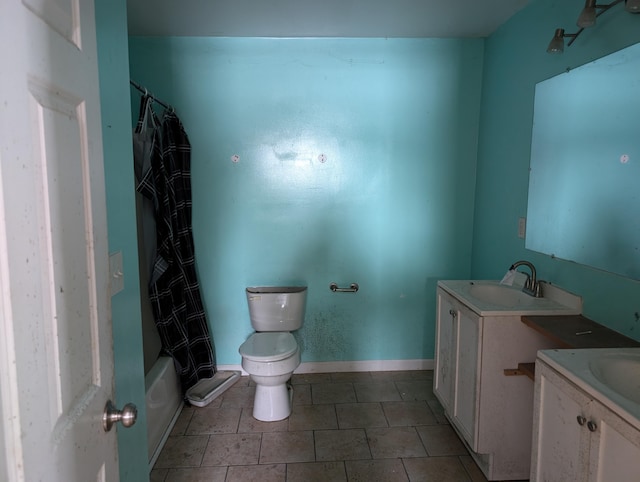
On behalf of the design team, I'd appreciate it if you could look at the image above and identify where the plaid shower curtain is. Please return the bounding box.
[137,109,216,392]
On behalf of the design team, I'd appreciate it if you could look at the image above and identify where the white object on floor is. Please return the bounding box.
[185,370,241,407]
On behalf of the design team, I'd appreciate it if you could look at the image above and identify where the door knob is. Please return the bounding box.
[103,400,138,432]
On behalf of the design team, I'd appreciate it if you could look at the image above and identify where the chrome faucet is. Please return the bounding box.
[510,260,542,298]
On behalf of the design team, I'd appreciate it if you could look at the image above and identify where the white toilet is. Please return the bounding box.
[239,286,307,421]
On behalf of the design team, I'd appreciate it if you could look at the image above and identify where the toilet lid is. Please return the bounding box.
[239,332,298,362]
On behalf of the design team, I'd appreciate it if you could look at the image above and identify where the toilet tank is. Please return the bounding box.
[246,286,307,332]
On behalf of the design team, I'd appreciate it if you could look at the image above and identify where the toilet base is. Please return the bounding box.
[252,381,293,422]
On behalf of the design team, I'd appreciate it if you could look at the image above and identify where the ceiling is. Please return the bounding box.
[126,0,531,38]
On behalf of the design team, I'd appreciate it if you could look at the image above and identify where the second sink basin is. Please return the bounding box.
[589,353,640,405]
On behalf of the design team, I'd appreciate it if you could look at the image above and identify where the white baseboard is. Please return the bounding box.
[218,359,434,377]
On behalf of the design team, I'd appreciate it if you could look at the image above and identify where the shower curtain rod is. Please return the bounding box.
[130,79,172,111]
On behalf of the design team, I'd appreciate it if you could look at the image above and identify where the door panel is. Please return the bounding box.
[22,0,82,47]
[434,290,455,413]
[0,1,118,480]
[453,306,479,449]
[30,80,102,427]
[591,403,640,482]
[533,369,589,482]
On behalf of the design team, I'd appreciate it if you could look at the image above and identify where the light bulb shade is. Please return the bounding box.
[626,0,640,12]
[547,28,566,53]
[577,8,597,26]
[577,0,597,27]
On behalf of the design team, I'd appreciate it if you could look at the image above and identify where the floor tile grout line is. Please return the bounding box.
[312,428,319,463]
[456,454,475,482]
[362,427,374,461]
[332,402,340,430]
[398,457,416,482]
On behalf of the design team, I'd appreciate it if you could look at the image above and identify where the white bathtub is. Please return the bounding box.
[145,356,183,467]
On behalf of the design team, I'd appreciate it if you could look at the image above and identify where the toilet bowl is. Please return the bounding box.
[240,332,300,421]
[239,287,307,422]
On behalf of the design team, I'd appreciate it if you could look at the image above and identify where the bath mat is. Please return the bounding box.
[185,370,241,407]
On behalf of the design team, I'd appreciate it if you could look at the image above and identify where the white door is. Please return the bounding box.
[434,289,455,414]
[532,365,590,482]
[452,306,479,450]
[589,400,640,482]
[0,1,120,481]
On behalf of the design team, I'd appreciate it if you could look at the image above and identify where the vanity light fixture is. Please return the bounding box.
[627,0,640,12]
[547,0,639,54]
[577,0,599,27]
[546,28,579,53]
[576,0,622,27]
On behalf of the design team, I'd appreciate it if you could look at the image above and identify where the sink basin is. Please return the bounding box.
[589,353,640,405]
[437,279,581,316]
[469,283,536,307]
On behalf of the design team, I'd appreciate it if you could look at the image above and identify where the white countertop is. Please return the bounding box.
[438,279,582,317]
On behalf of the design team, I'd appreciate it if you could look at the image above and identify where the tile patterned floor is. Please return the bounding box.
[150,370,491,482]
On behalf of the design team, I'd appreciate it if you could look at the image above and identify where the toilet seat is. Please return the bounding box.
[239,332,298,362]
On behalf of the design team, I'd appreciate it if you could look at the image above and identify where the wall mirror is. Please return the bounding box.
[526,42,640,280]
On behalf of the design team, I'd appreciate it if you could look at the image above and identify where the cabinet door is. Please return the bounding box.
[452,305,480,449]
[532,363,591,482]
[434,289,456,414]
[588,401,640,482]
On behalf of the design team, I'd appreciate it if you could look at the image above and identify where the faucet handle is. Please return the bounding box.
[534,281,543,298]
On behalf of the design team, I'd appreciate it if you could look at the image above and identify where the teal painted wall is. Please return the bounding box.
[128,37,484,364]
[95,0,149,480]
[473,0,640,338]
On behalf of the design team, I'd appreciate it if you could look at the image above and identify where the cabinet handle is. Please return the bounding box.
[587,420,597,432]
[449,309,457,318]
[577,415,586,426]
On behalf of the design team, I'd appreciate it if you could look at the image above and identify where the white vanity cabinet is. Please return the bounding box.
[532,358,640,482]
[433,282,580,481]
